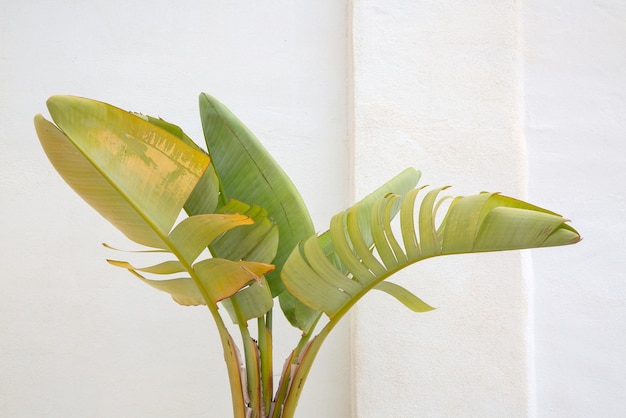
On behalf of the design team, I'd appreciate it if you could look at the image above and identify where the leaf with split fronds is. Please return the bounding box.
[282,186,581,318]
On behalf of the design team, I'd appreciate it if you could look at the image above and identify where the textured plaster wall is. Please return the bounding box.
[0,1,350,417]
[351,2,530,417]
[351,1,626,417]
[524,1,626,416]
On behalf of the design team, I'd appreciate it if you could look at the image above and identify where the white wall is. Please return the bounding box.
[351,1,626,417]
[2,1,625,417]
[524,1,626,416]
[351,2,530,416]
[1,1,350,417]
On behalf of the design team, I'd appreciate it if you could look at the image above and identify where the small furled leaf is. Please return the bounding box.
[168,213,254,264]
[374,281,435,312]
[194,259,275,302]
[277,292,319,332]
[221,280,274,322]
[212,200,279,264]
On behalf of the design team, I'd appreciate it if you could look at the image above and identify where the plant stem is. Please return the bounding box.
[294,313,322,356]
[161,232,248,418]
[268,312,322,417]
[232,300,262,417]
[258,312,273,414]
[281,273,395,417]
[279,321,337,418]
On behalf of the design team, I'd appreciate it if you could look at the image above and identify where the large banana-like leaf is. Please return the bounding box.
[198,93,315,293]
[37,96,209,248]
[199,93,318,330]
[282,187,581,317]
[34,96,268,306]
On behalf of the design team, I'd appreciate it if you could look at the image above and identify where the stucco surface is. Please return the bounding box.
[351,2,529,417]
[1,1,624,417]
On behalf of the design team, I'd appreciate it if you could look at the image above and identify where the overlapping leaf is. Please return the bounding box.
[198,94,314,292]
[199,93,317,329]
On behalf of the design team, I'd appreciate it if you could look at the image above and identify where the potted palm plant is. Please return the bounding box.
[34,94,580,417]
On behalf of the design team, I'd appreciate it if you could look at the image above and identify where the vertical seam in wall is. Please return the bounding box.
[516,1,537,416]
[345,0,357,417]
[346,0,356,208]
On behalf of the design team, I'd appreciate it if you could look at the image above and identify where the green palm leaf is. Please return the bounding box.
[282,187,581,317]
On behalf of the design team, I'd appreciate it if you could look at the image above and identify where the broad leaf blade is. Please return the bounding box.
[35,115,167,248]
[199,94,318,330]
[194,259,275,302]
[37,96,210,248]
[198,93,315,294]
[134,113,222,215]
